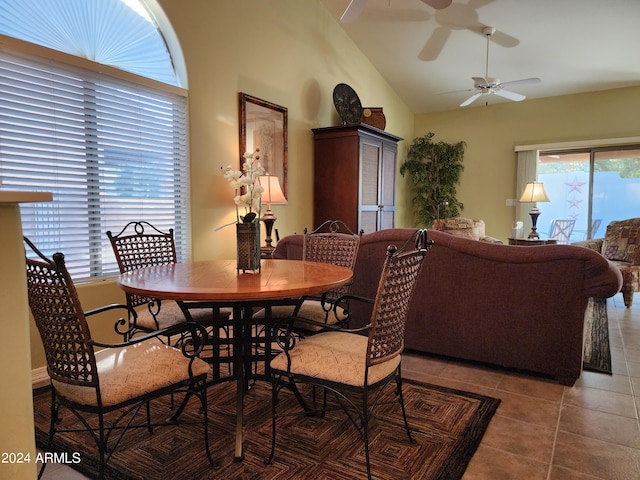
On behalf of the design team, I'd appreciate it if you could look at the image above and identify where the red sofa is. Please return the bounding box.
[273,228,622,386]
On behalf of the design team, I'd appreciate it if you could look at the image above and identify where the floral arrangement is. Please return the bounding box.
[221,149,265,224]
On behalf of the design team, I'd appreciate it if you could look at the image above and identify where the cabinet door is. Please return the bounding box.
[379,142,396,230]
[359,139,380,234]
[358,136,397,233]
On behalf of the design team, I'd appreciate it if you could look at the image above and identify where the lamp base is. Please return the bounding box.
[528,210,541,239]
[261,211,276,249]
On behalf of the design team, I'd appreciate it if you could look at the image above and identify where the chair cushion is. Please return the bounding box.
[602,223,640,265]
[253,301,347,328]
[270,331,400,387]
[52,339,210,407]
[136,300,229,330]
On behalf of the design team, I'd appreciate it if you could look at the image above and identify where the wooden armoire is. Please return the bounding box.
[312,124,402,234]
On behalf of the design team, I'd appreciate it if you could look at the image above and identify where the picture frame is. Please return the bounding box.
[239,93,288,199]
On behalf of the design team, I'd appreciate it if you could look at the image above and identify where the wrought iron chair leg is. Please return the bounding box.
[395,374,417,444]
[48,388,59,444]
[362,391,372,480]
[169,391,193,423]
[98,412,106,478]
[264,380,280,465]
[146,400,153,433]
[196,381,216,467]
[37,462,46,479]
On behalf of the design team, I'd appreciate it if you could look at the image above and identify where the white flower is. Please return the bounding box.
[221,148,265,223]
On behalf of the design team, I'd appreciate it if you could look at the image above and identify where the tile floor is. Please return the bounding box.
[40,292,640,480]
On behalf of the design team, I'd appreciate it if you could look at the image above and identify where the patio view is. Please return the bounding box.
[537,147,640,242]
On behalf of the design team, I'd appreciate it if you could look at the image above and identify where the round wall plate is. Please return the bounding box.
[333,83,363,125]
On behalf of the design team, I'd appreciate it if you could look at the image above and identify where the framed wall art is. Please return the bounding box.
[239,93,288,199]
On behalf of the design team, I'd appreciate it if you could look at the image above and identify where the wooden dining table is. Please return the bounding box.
[117,258,353,461]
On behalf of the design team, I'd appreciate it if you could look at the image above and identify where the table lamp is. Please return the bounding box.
[519,181,550,239]
[259,174,287,250]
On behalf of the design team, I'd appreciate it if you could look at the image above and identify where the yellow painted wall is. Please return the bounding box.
[409,86,640,240]
[158,0,415,262]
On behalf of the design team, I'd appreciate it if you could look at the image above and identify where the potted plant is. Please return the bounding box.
[399,132,466,227]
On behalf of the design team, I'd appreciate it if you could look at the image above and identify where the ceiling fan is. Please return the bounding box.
[460,26,541,107]
[340,0,452,23]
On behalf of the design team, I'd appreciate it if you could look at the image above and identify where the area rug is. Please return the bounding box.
[583,297,612,374]
[33,378,500,480]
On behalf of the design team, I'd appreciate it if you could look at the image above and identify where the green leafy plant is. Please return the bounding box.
[399,132,466,227]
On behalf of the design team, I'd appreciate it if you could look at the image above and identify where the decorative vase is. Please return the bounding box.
[236,222,261,272]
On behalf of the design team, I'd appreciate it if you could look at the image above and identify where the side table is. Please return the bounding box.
[508,237,558,246]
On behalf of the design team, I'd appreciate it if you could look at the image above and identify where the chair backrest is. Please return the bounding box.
[549,219,576,244]
[107,221,177,308]
[303,220,361,301]
[367,229,431,368]
[24,237,99,389]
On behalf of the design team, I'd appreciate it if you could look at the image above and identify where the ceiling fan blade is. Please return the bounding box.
[500,77,541,88]
[460,92,483,107]
[340,0,367,23]
[494,89,526,102]
[421,0,453,9]
[418,26,450,61]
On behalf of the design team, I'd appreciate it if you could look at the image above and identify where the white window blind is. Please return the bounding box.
[0,48,190,280]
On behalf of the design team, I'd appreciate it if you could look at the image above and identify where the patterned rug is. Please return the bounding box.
[33,378,500,480]
[583,297,612,374]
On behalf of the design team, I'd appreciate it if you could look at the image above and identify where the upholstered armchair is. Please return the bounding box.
[573,218,640,307]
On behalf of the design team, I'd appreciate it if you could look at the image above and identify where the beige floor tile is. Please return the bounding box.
[549,465,610,479]
[481,415,555,462]
[402,352,449,377]
[553,431,640,479]
[628,360,640,378]
[462,444,549,480]
[563,385,637,418]
[493,390,560,429]
[574,371,633,395]
[497,374,564,402]
[438,362,504,389]
[625,346,640,363]
[559,404,640,448]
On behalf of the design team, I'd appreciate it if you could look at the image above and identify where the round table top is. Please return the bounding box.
[117,259,353,302]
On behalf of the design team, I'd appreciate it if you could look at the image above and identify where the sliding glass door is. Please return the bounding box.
[538,146,640,242]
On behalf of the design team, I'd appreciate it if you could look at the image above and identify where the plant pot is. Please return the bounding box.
[236,222,261,272]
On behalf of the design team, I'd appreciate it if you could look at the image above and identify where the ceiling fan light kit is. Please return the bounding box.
[460,26,541,107]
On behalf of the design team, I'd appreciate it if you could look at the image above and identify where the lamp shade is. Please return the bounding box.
[519,181,550,203]
[259,175,287,206]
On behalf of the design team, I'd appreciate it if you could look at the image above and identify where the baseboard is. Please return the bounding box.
[32,366,50,389]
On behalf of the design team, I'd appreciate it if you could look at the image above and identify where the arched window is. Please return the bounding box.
[0,0,180,86]
[0,0,190,279]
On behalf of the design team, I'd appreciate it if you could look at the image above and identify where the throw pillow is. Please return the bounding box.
[602,223,640,264]
[432,217,485,241]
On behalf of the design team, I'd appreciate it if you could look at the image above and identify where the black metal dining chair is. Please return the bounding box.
[253,219,361,332]
[265,229,432,480]
[25,237,215,478]
[107,221,231,341]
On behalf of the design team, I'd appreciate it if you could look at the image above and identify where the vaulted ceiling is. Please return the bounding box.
[321,0,640,113]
